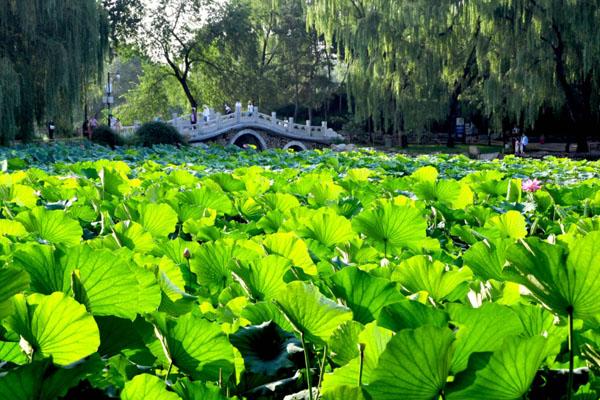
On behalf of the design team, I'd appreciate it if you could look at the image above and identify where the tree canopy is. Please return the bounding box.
[0,0,109,144]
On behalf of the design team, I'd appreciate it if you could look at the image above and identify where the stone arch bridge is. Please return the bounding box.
[123,108,343,150]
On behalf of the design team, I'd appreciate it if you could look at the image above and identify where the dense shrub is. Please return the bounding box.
[91,125,124,147]
[136,121,183,146]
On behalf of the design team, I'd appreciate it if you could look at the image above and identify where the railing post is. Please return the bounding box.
[254,106,259,120]
[236,105,241,123]
[321,121,327,135]
[216,112,222,129]
[288,117,294,133]
[306,120,311,136]
[271,112,277,126]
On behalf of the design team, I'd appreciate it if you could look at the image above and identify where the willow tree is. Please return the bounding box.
[307,1,490,145]
[477,0,600,152]
[308,1,600,149]
[0,1,109,144]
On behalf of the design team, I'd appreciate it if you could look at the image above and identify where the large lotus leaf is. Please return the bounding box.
[12,243,70,294]
[352,202,427,256]
[367,325,454,400]
[0,362,43,400]
[329,320,365,366]
[63,245,161,319]
[259,192,301,213]
[448,303,523,373]
[331,267,402,324]
[0,183,38,208]
[377,300,449,332]
[16,207,82,246]
[241,301,294,332]
[173,379,227,400]
[463,239,511,281]
[138,203,178,237]
[0,266,29,318]
[153,312,235,381]
[210,172,246,192]
[275,281,352,344]
[111,221,155,252]
[100,167,135,197]
[511,304,565,357]
[263,232,317,276]
[233,254,291,301]
[6,292,100,366]
[177,187,233,215]
[0,219,27,237]
[447,336,548,400]
[482,210,527,240]
[0,340,28,364]
[413,179,473,210]
[189,240,234,292]
[411,166,439,183]
[309,179,344,206]
[322,322,393,395]
[392,255,471,302]
[323,386,371,400]
[230,321,302,375]
[121,373,181,400]
[507,232,600,319]
[299,209,356,247]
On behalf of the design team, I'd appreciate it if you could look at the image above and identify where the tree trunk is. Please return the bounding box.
[177,77,198,109]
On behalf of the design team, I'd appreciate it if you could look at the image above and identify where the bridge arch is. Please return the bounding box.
[229,129,268,150]
[283,141,308,151]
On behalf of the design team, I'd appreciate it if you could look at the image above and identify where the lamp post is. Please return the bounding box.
[104,70,120,126]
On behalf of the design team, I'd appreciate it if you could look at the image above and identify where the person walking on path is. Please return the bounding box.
[190,107,198,129]
[47,120,56,140]
[521,133,529,154]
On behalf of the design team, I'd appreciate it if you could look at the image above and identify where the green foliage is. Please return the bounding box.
[0,1,108,143]
[136,121,184,147]
[92,125,125,147]
[1,145,600,398]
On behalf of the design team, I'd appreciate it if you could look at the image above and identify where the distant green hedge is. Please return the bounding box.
[92,125,124,147]
[136,122,184,147]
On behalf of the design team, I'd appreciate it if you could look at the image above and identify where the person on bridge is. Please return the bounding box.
[247,101,254,116]
[235,101,242,114]
[203,105,210,122]
[190,107,198,129]
[224,103,232,114]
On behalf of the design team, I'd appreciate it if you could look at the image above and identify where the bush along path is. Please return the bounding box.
[1,145,600,398]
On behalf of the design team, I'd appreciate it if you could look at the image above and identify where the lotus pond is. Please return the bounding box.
[1,143,600,399]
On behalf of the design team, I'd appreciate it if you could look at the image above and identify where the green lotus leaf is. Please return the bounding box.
[259,192,301,213]
[0,266,30,318]
[447,336,549,400]
[275,281,352,344]
[263,232,317,275]
[413,179,473,209]
[482,210,527,240]
[367,325,455,400]
[121,373,181,400]
[210,172,246,192]
[233,254,291,301]
[0,183,38,208]
[507,232,600,319]
[152,312,235,381]
[6,292,100,366]
[322,323,393,395]
[392,255,471,302]
[12,244,68,295]
[448,303,523,373]
[138,203,178,237]
[328,320,364,366]
[323,386,371,400]
[377,300,449,332]
[463,239,511,281]
[189,240,234,292]
[63,245,162,319]
[411,166,439,183]
[230,321,302,375]
[331,267,402,324]
[241,301,294,332]
[173,379,228,400]
[298,209,356,247]
[0,362,44,400]
[352,202,427,256]
[100,167,134,197]
[110,220,155,252]
[16,207,82,246]
[0,219,27,237]
[177,187,233,215]
[0,340,28,364]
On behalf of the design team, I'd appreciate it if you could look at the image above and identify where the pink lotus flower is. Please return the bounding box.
[522,178,542,192]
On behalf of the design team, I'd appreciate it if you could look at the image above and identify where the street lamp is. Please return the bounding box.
[104,70,120,126]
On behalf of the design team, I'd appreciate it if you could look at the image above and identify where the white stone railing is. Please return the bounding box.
[121,107,342,143]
